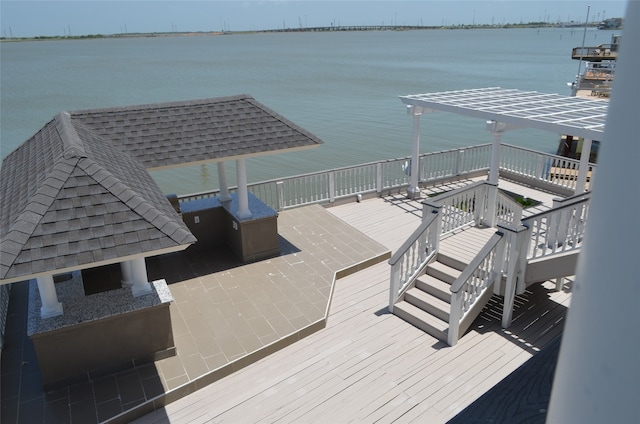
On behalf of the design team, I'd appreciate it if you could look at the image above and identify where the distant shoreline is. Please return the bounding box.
[0,23,607,43]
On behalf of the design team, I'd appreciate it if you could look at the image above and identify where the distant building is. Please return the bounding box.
[598,17,623,29]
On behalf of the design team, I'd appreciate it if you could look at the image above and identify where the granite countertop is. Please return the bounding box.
[223,192,278,222]
[27,272,173,336]
[180,192,277,222]
[179,196,222,213]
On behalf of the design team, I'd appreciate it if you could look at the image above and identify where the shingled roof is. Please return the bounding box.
[1,95,324,283]
[1,112,197,283]
[70,94,324,170]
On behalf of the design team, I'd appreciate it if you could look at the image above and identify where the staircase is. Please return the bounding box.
[389,183,590,345]
[392,253,466,343]
[390,226,499,344]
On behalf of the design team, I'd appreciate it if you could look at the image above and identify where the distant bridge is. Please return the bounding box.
[259,25,439,33]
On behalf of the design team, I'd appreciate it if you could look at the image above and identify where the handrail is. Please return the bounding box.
[389,211,439,266]
[450,232,504,294]
[448,231,505,345]
[388,207,441,312]
[523,192,591,224]
[521,195,591,262]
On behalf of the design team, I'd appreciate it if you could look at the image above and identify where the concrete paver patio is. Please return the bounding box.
[0,204,389,424]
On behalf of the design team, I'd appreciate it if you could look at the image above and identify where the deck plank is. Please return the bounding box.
[134,179,572,424]
[137,260,570,424]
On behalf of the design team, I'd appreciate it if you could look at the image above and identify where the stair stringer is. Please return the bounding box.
[525,250,579,286]
[454,284,495,344]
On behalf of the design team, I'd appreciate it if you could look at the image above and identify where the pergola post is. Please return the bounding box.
[129,257,152,297]
[36,274,63,318]
[236,158,252,219]
[574,138,592,194]
[407,106,423,199]
[485,120,505,227]
[216,161,232,202]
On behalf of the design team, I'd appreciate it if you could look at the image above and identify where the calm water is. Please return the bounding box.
[1,28,614,194]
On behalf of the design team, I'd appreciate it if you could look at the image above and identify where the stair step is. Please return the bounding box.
[405,288,450,322]
[426,261,462,285]
[416,274,452,302]
[436,253,468,271]
[393,301,448,343]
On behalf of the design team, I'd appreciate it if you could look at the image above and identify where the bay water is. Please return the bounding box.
[1,28,615,194]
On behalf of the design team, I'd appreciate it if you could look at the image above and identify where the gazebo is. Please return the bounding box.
[0,95,323,387]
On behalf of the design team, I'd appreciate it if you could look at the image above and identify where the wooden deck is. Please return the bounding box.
[135,178,572,424]
[135,267,571,423]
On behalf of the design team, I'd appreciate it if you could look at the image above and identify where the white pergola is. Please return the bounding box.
[400,87,609,198]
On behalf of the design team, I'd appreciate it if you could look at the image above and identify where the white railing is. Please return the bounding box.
[495,190,524,228]
[522,192,591,261]
[428,181,487,235]
[498,192,591,328]
[500,144,596,192]
[177,145,493,209]
[420,144,492,181]
[388,204,441,312]
[426,180,524,235]
[448,231,506,346]
[176,144,594,212]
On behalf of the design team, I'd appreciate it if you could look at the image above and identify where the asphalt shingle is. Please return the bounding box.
[1,95,323,283]
[71,95,323,170]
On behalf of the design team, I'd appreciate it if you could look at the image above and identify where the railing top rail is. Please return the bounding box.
[177,188,223,200]
[501,143,597,166]
[553,191,592,205]
[522,195,591,224]
[450,231,504,294]
[424,180,487,205]
[388,211,439,266]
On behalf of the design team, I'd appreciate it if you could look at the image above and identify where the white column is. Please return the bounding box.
[37,274,63,318]
[120,260,133,286]
[216,161,232,202]
[129,257,152,297]
[574,137,592,194]
[407,106,423,199]
[486,120,504,185]
[485,121,504,227]
[236,158,252,219]
[548,2,639,422]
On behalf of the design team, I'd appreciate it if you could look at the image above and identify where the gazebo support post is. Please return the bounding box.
[217,161,232,202]
[129,257,152,297]
[236,158,252,219]
[36,274,63,318]
[120,260,133,286]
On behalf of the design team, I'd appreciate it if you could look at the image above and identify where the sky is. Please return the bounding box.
[0,1,628,38]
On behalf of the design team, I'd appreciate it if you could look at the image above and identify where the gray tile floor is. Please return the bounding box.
[1,204,389,423]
